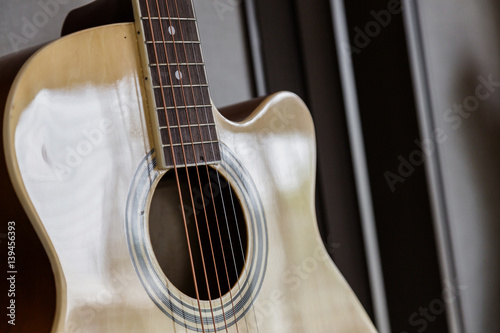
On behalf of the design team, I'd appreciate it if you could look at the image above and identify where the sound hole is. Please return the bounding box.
[149,166,247,301]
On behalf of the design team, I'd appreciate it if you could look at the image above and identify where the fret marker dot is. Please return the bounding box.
[168,26,176,35]
[175,70,183,80]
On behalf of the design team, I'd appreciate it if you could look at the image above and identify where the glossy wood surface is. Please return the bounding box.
[4,23,376,332]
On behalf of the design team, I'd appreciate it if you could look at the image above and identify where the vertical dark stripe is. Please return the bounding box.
[329,0,389,330]
[341,0,449,332]
[403,1,465,331]
[242,0,267,96]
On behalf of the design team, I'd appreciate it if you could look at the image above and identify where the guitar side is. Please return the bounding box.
[0,45,57,333]
[3,23,376,332]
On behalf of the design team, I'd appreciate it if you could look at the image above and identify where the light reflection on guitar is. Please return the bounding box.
[1,0,376,332]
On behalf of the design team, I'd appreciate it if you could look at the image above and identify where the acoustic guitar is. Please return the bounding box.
[2,0,376,331]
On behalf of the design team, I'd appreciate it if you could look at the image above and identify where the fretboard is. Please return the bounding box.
[133,0,221,169]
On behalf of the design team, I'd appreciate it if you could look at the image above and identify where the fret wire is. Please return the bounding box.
[145,41,200,44]
[141,17,197,21]
[153,84,208,88]
[156,105,212,110]
[160,123,216,129]
[150,63,205,66]
[167,161,220,168]
[162,140,219,147]
[165,0,209,165]
[138,0,222,166]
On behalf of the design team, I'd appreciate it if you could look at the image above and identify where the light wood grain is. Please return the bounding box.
[3,23,376,332]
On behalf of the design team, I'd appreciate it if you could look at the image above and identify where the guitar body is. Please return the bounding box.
[4,23,375,332]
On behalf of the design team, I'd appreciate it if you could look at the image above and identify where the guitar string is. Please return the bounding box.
[184,2,261,332]
[155,0,223,331]
[147,1,259,331]
[143,0,206,332]
[141,6,180,333]
[168,1,243,332]
[161,0,229,332]
[170,1,242,333]
[142,2,342,333]
[185,19,260,333]
[194,68,260,333]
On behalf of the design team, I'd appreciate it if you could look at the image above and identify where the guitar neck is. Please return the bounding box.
[132,0,221,170]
